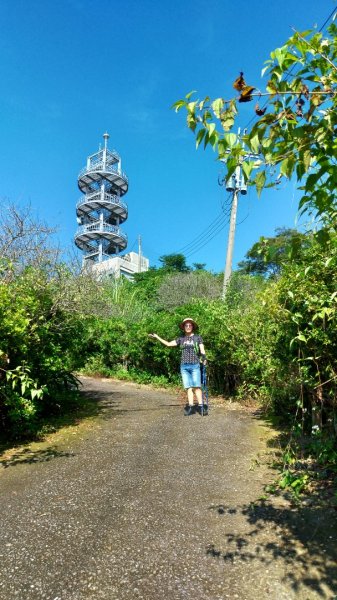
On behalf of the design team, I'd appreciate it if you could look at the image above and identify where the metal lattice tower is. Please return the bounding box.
[75,133,128,264]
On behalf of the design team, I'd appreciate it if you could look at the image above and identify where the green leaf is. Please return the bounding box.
[211,98,224,118]
[225,133,237,148]
[303,150,311,173]
[274,46,287,67]
[217,139,228,158]
[187,113,197,132]
[255,171,266,197]
[241,161,253,181]
[185,90,197,100]
[316,229,330,246]
[220,109,235,131]
[249,134,260,153]
[207,122,216,137]
[209,129,219,149]
[31,388,44,400]
[196,128,206,149]
[280,157,295,179]
[226,157,238,180]
[297,333,307,343]
[261,65,269,78]
[305,171,322,193]
[187,101,197,114]
[172,99,186,113]
[198,96,210,111]
[280,158,289,178]
[203,132,210,149]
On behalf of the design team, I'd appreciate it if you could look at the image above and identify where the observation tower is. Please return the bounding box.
[75,133,128,265]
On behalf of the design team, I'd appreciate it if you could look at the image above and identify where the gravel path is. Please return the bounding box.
[0,376,336,600]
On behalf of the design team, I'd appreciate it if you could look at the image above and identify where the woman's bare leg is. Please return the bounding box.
[187,387,194,405]
[194,387,203,405]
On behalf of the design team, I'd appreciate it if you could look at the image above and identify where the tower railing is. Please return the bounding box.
[75,222,127,237]
[76,192,127,211]
[78,162,129,184]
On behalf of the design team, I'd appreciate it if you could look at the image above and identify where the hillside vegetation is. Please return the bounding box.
[1,24,336,501]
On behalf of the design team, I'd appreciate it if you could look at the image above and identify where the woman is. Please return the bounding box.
[149,318,207,416]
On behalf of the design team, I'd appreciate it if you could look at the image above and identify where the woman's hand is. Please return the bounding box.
[148,334,176,347]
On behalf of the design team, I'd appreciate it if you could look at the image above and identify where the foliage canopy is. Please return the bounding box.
[173,24,337,226]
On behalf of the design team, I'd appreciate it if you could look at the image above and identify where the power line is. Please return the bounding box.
[179,212,231,258]
[145,196,233,263]
[181,207,232,254]
[319,7,336,31]
[172,196,232,255]
[184,213,231,259]
[140,207,230,262]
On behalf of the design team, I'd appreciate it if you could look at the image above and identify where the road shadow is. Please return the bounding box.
[79,388,121,409]
[0,385,124,456]
[0,378,184,463]
[79,387,181,419]
[0,446,74,469]
[207,498,337,598]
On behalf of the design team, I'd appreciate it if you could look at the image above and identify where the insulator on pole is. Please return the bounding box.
[226,175,235,192]
[240,178,247,195]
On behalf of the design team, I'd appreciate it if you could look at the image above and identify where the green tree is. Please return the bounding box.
[159,253,190,272]
[173,23,337,226]
[132,267,168,306]
[237,228,309,277]
[271,232,337,432]
[0,265,83,436]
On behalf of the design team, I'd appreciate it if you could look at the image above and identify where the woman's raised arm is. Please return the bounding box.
[148,333,177,347]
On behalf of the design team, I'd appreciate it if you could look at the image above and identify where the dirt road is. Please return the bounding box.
[0,377,336,599]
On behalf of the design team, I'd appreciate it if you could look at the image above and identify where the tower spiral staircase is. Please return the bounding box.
[75,133,128,264]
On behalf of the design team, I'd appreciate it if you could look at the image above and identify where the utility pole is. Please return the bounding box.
[222,163,241,298]
[220,129,259,298]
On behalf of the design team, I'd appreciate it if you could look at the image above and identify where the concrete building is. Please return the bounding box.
[91,251,149,280]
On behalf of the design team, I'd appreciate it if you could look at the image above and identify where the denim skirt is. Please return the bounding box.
[180,363,201,389]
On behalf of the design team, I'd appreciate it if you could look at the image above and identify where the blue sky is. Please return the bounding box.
[1,0,335,273]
